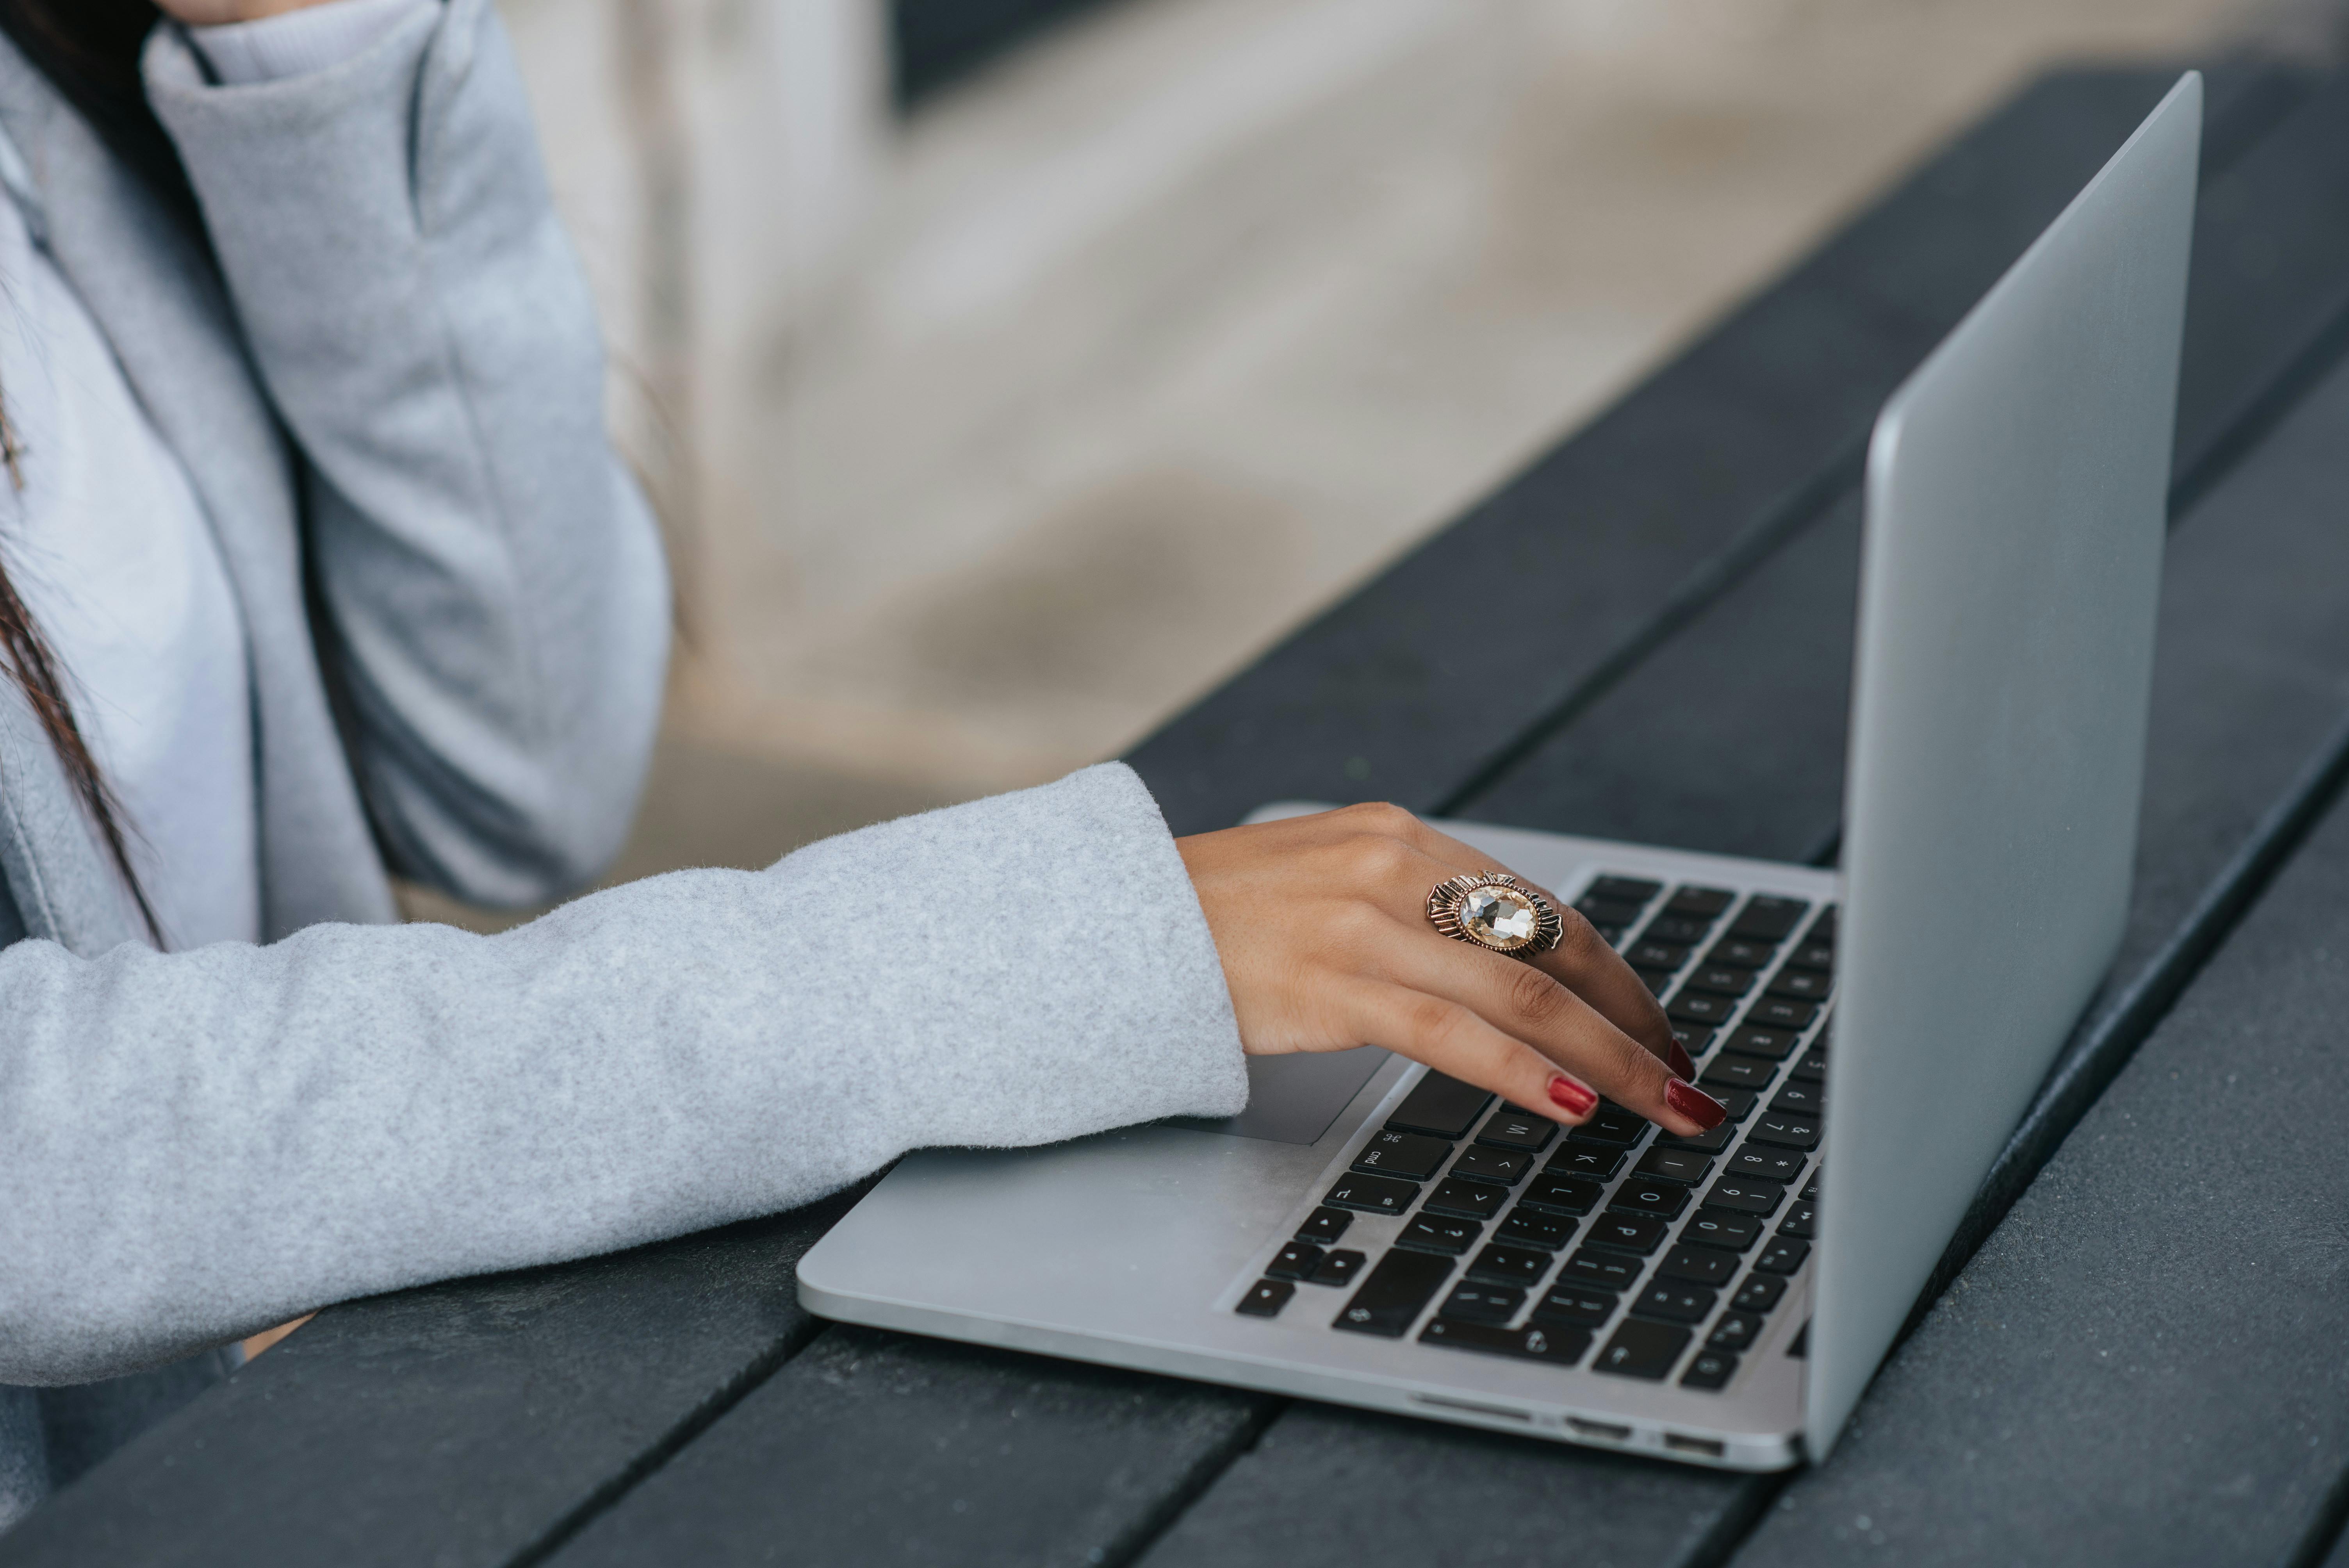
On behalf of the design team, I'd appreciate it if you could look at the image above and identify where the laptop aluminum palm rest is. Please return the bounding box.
[797,74,2199,1469]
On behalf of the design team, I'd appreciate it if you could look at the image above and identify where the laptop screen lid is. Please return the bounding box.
[1807,73,2200,1459]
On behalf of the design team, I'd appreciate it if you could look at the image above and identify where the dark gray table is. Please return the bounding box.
[12,58,2349,1568]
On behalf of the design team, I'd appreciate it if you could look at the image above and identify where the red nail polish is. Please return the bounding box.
[1668,1039,1697,1080]
[1547,1076,1598,1117]
[1665,1078,1727,1130]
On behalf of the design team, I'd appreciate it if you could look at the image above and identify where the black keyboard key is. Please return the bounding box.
[1333,1250,1453,1337]
[1571,1105,1649,1145]
[1666,991,1737,1027]
[1791,1046,1828,1083]
[1746,1114,1821,1151]
[1297,1206,1353,1246]
[1593,1320,1691,1380]
[1785,941,1836,973]
[1703,1177,1787,1217]
[1755,1238,1811,1275]
[1423,1178,1508,1222]
[1627,940,1690,971]
[1451,1146,1532,1185]
[1778,1203,1816,1240]
[1767,969,1831,1002]
[1634,968,1675,998]
[1588,875,1663,905]
[1657,1120,1736,1154]
[1608,1181,1690,1221]
[1656,1244,1737,1288]
[1699,1055,1779,1093]
[1559,1249,1645,1292]
[1266,1242,1325,1281]
[1711,1087,1759,1122]
[1681,1349,1739,1390]
[1386,1070,1494,1139]
[1725,1024,1802,1061]
[1635,1147,1714,1185]
[1642,914,1715,945]
[1665,886,1736,917]
[1705,938,1777,971]
[1436,1282,1524,1324]
[1727,1145,1805,1185]
[1748,997,1819,1031]
[1466,1243,1553,1288]
[1632,1281,1716,1323]
[1668,1022,1716,1060]
[1497,1207,1578,1250]
[1684,1207,1763,1251]
[1575,896,1645,930]
[1707,1310,1763,1351]
[1352,1130,1452,1181]
[1420,1318,1590,1366]
[1549,1143,1625,1181]
[1323,1173,1418,1216]
[1476,1109,1558,1153]
[1729,896,1808,941]
[1520,1173,1603,1215]
[1584,1211,1670,1255]
[1806,907,1838,943]
[1732,1274,1788,1313]
[1686,966,1758,998]
[1310,1249,1367,1286]
[1237,1279,1293,1317]
[1397,1215,1483,1255]
[1800,1171,1821,1201]
[1771,1082,1825,1118]
[1531,1286,1619,1328]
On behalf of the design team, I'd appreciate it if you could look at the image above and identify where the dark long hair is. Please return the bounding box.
[0,0,177,940]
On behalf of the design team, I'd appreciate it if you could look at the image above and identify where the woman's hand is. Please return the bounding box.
[154,0,335,23]
[1179,803,1728,1138]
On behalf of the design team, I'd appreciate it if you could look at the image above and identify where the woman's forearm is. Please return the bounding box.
[0,766,1244,1386]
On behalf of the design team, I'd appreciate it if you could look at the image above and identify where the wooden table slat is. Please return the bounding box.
[0,1194,869,1568]
[549,1328,1265,1568]
[1137,1401,1763,1568]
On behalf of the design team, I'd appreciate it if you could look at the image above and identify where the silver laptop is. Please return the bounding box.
[797,73,2201,1470]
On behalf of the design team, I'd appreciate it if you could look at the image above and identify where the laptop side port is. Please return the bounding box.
[1665,1433,1726,1459]
[1565,1417,1632,1442]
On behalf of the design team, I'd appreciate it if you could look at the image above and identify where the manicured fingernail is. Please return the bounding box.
[1547,1075,1598,1117]
[1668,1039,1697,1079]
[1665,1078,1727,1130]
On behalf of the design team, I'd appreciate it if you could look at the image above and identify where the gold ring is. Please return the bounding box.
[1425,871,1564,959]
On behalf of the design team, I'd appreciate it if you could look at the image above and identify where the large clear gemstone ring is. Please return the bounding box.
[1425,871,1565,959]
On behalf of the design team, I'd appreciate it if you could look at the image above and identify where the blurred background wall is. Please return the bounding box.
[419,0,2345,924]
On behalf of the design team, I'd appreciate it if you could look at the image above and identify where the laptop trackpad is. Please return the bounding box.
[1168,1048,1391,1145]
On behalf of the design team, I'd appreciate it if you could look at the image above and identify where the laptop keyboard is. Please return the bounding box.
[1233,874,1831,1395]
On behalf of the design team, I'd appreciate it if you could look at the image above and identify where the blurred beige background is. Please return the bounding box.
[411,0,2339,928]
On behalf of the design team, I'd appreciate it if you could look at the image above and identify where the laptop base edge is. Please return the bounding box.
[797,1275,1805,1471]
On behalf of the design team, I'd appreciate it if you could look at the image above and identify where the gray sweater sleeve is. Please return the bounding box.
[142,0,670,908]
[0,764,1248,1386]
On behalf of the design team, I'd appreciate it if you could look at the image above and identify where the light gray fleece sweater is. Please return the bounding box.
[0,0,1246,1526]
